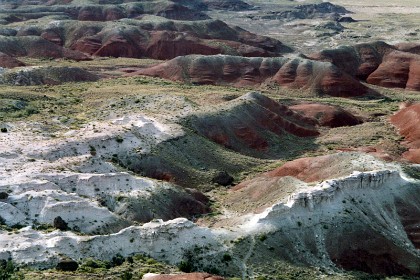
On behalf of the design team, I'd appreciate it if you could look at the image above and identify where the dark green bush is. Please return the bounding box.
[0,259,21,280]
[111,254,124,267]
[120,270,133,280]
[178,260,193,272]
[222,253,232,262]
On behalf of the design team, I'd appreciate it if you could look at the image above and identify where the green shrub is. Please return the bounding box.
[111,254,124,267]
[222,254,232,262]
[258,234,267,242]
[178,260,193,273]
[0,259,23,280]
[120,270,133,280]
[79,258,111,271]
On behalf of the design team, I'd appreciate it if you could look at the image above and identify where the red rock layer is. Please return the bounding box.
[395,42,420,55]
[233,153,362,186]
[311,41,420,92]
[0,37,90,61]
[367,51,420,91]
[289,103,362,128]
[0,52,25,68]
[390,103,420,163]
[132,55,368,97]
[266,156,331,183]
[185,92,319,156]
[33,18,292,59]
[309,41,394,79]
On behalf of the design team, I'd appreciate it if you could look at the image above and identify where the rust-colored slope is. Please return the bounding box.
[311,41,420,92]
[184,92,319,157]
[44,19,292,59]
[309,41,394,80]
[0,52,25,68]
[367,51,420,91]
[0,36,90,61]
[289,103,362,128]
[133,55,368,97]
[390,103,420,163]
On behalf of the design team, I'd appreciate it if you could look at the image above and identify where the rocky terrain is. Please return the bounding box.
[1,0,420,280]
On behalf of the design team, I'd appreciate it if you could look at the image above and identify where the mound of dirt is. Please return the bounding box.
[289,103,362,128]
[0,52,25,68]
[0,0,249,29]
[309,41,395,80]
[0,0,292,60]
[24,18,291,59]
[390,103,420,163]
[395,42,420,55]
[0,36,90,61]
[0,66,98,85]
[367,51,420,91]
[0,0,251,22]
[132,55,368,97]
[310,41,420,92]
[183,92,319,157]
[0,1,209,22]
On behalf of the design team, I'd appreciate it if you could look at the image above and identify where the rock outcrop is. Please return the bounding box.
[0,66,98,85]
[289,103,362,128]
[0,52,25,68]
[367,51,420,91]
[38,18,292,59]
[0,36,90,61]
[182,92,319,157]
[396,42,420,55]
[133,55,368,97]
[2,159,420,276]
[0,1,209,22]
[229,153,392,215]
[0,1,292,60]
[237,153,390,186]
[390,103,420,163]
[311,41,420,91]
[0,0,252,22]
[309,41,394,80]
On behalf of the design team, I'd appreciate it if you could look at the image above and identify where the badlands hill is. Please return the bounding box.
[133,41,420,95]
[1,0,420,279]
[131,55,369,97]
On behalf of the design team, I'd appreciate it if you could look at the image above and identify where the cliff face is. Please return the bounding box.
[246,170,420,275]
[2,162,420,276]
